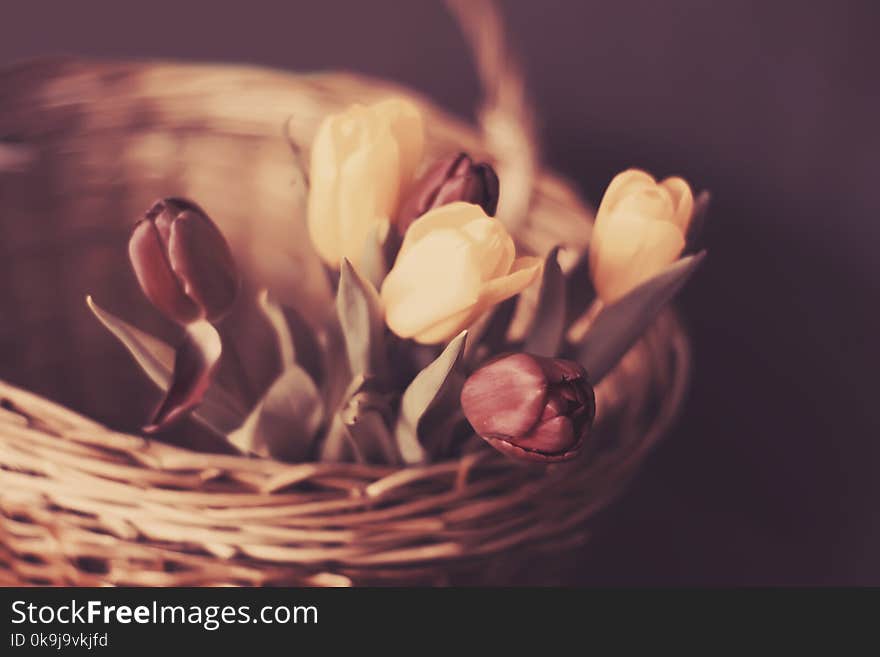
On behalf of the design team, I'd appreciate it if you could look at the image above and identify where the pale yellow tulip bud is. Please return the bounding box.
[589,169,695,302]
[307,98,425,269]
[380,202,542,344]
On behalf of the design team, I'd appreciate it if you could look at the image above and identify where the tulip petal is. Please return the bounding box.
[307,98,424,270]
[461,214,516,280]
[307,112,347,267]
[337,128,400,267]
[660,176,695,232]
[144,320,223,433]
[478,256,543,308]
[474,163,500,217]
[461,352,548,439]
[129,219,201,324]
[382,203,531,344]
[403,204,514,282]
[409,306,484,346]
[591,210,685,302]
[516,416,576,455]
[596,169,656,222]
[168,210,239,322]
[400,252,537,345]
[396,155,465,226]
[309,104,379,268]
[382,228,483,340]
[612,186,676,224]
[373,98,425,184]
[483,434,583,463]
[398,201,486,255]
[430,173,472,209]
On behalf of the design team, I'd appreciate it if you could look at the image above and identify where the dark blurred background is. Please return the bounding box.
[1,0,878,585]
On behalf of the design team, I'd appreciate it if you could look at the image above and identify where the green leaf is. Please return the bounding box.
[686,190,711,252]
[464,295,517,367]
[144,320,223,433]
[524,246,566,357]
[395,331,468,465]
[86,296,244,433]
[577,251,706,383]
[340,382,399,465]
[256,289,296,368]
[319,414,357,463]
[337,258,387,380]
[228,363,323,462]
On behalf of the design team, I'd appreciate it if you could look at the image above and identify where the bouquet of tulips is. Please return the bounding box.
[86,97,707,467]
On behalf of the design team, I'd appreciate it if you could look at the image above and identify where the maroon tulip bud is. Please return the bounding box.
[461,353,595,462]
[397,152,500,232]
[129,198,239,324]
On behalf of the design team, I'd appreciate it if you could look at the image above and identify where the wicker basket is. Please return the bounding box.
[0,56,691,586]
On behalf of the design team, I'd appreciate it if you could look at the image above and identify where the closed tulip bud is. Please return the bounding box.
[307,98,425,270]
[589,169,695,302]
[129,198,239,324]
[461,353,595,462]
[380,201,542,344]
[396,152,499,232]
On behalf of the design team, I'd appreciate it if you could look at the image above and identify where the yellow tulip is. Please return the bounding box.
[381,202,542,344]
[589,169,694,302]
[307,98,424,269]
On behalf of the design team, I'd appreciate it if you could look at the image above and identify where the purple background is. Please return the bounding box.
[2,0,878,585]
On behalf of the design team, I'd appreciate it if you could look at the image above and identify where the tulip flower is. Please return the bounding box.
[307,98,425,269]
[589,169,695,302]
[127,198,238,433]
[461,353,595,462]
[380,202,542,344]
[396,152,499,232]
[129,198,239,324]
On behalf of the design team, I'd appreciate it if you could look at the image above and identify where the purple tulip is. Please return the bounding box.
[129,198,239,324]
[461,353,595,462]
[397,152,499,232]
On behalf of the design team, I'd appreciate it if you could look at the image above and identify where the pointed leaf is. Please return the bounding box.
[228,363,323,462]
[320,414,358,463]
[577,252,706,383]
[686,190,711,253]
[524,246,566,357]
[257,289,296,368]
[337,258,387,380]
[86,296,244,433]
[145,320,222,433]
[315,322,353,424]
[340,386,399,465]
[395,331,468,465]
[86,295,173,387]
[471,295,517,357]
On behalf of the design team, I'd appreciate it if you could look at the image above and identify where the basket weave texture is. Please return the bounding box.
[0,58,690,585]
